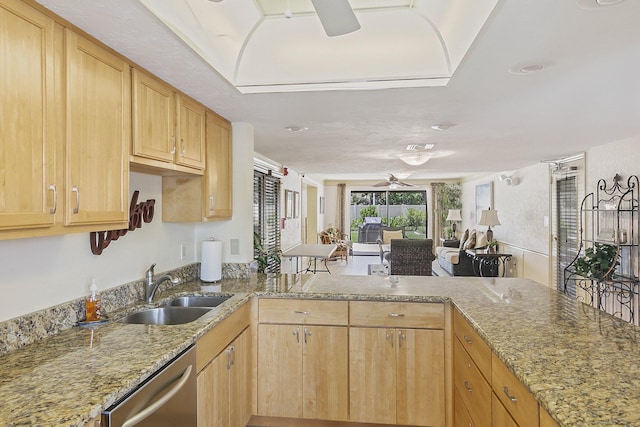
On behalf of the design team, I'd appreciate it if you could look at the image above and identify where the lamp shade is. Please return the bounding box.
[478,209,501,227]
[446,209,462,222]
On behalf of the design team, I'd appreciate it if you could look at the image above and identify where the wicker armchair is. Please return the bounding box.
[318,228,351,263]
[388,238,434,276]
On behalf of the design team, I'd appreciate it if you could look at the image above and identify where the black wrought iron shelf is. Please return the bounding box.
[564,174,639,325]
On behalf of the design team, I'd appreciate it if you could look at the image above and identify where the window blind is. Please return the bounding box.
[253,170,281,273]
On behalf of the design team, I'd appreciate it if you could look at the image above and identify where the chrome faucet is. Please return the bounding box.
[145,263,179,303]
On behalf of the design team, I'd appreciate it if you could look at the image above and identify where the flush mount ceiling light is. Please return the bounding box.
[285,126,308,132]
[399,152,433,166]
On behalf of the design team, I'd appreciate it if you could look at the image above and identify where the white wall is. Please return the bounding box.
[0,172,195,322]
[586,136,639,188]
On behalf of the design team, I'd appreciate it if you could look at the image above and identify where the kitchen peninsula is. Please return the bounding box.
[1,273,639,426]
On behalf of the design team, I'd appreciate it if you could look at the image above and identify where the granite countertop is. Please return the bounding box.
[2,274,640,426]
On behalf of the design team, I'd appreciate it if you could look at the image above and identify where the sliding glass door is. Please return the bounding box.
[350,190,427,241]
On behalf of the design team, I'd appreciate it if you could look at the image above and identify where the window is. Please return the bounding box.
[253,170,281,273]
[350,190,428,240]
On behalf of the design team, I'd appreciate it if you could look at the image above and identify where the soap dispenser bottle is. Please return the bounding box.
[85,278,101,322]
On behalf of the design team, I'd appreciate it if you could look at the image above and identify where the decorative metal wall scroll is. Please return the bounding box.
[90,191,155,255]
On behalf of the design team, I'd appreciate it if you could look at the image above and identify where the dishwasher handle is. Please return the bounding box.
[122,364,193,427]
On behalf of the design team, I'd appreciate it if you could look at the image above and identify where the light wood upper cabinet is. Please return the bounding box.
[0,0,56,230]
[204,111,232,219]
[176,93,206,170]
[162,111,233,222]
[65,29,129,226]
[131,68,176,163]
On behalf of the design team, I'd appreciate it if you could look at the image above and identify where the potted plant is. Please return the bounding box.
[573,242,619,280]
[253,231,282,274]
[486,239,498,253]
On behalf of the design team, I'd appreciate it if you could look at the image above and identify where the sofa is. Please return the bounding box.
[435,229,488,276]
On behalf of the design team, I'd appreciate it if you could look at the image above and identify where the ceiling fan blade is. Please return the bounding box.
[373,181,390,187]
[310,0,361,37]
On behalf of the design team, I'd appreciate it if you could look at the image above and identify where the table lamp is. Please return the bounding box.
[479,209,500,242]
[446,209,462,238]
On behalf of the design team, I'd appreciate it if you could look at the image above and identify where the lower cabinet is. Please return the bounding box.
[349,327,445,426]
[196,302,252,427]
[256,299,349,421]
[349,301,446,427]
[197,328,251,427]
[257,323,348,420]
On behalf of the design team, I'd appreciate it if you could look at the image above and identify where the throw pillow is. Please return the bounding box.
[475,232,488,249]
[459,229,469,249]
[463,229,477,250]
[383,230,403,244]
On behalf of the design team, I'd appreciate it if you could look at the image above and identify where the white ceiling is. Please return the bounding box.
[36,0,640,182]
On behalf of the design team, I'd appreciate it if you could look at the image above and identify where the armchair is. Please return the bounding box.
[377,226,406,263]
[388,238,434,276]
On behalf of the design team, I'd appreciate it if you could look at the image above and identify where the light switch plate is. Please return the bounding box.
[230,238,240,254]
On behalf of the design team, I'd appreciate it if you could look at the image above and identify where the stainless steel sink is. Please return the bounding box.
[165,295,231,308]
[118,307,211,325]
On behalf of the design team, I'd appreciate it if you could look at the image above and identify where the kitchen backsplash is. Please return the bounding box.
[0,262,252,356]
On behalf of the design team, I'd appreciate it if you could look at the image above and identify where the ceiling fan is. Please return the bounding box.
[373,174,415,188]
[310,0,361,37]
[211,0,360,37]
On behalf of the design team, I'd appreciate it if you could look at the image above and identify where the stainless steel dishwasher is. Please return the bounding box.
[101,345,196,427]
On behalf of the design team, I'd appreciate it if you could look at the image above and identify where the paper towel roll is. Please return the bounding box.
[201,240,222,282]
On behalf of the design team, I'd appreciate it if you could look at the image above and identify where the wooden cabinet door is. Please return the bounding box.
[65,29,129,226]
[230,329,252,427]
[0,0,56,230]
[303,326,348,421]
[132,68,175,163]
[397,329,445,427]
[492,393,519,427]
[176,94,205,169]
[257,324,303,418]
[349,327,396,424]
[204,111,232,219]
[197,347,231,427]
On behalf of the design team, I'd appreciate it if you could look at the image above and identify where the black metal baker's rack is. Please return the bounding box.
[564,174,640,325]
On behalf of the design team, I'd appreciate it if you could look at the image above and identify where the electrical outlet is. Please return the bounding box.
[180,243,187,260]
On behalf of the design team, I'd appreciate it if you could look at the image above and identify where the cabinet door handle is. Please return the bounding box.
[180,138,185,157]
[463,335,473,344]
[386,330,394,348]
[388,313,405,318]
[72,186,80,214]
[293,328,299,343]
[294,310,311,315]
[503,387,518,402]
[225,347,233,369]
[304,327,312,344]
[209,195,214,211]
[230,345,235,367]
[398,330,406,348]
[48,184,57,214]
[464,381,473,393]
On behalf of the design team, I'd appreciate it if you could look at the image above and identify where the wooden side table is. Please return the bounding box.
[465,249,512,277]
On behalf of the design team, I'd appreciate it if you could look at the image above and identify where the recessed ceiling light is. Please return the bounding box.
[431,124,454,131]
[577,0,624,9]
[508,63,546,75]
[284,126,308,132]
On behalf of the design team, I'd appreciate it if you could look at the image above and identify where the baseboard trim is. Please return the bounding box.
[247,416,421,427]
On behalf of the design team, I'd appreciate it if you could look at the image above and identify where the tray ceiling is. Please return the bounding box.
[138,0,499,93]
